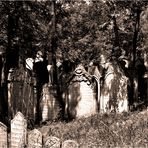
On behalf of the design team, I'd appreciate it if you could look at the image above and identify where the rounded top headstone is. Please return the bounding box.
[62,140,79,148]
[44,136,61,148]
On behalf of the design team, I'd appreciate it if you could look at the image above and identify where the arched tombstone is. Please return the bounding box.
[62,140,79,148]
[11,112,27,148]
[65,64,98,119]
[0,122,7,148]
[44,136,61,148]
[100,58,128,113]
[28,129,42,148]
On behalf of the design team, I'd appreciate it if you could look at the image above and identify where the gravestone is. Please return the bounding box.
[0,122,7,148]
[44,136,60,148]
[11,112,27,148]
[100,62,128,113]
[62,140,79,148]
[8,66,35,122]
[41,84,60,122]
[66,64,98,119]
[28,129,42,148]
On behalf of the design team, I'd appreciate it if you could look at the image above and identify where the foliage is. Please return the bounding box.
[38,110,148,147]
[0,0,147,66]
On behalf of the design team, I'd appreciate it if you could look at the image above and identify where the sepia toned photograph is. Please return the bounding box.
[0,0,148,147]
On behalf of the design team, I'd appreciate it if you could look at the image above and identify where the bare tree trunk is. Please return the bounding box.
[131,7,141,108]
[51,0,65,119]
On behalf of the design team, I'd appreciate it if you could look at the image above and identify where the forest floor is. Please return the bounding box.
[37,109,148,148]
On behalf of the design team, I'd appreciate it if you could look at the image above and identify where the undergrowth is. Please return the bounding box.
[38,110,148,147]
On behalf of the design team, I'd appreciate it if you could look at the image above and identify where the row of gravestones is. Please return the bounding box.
[0,112,79,148]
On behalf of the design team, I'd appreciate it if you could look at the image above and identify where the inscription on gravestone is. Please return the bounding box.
[67,65,98,118]
[62,140,79,148]
[28,129,42,148]
[44,136,60,148]
[77,81,97,118]
[0,122,7,148]
[11,112,27,148]
[41,84,60,121]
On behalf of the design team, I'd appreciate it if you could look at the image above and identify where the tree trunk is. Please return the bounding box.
[51,1,65,119]
[131,7,141,107]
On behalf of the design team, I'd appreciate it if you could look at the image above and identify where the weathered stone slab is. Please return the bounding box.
[66,64,98,119]
[28,129,42,148]
[62,140,79,148]
[100,62,128,113]
[77,81,98,118]
[41,84,60,121]
[11,112,27,148]
[44,136,60,148]
[0,122,7,148]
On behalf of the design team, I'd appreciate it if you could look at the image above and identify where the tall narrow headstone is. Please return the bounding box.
[28,129,42,148]
[62,140,79,148]
[41,84,60,121]
[44,136,60,148]
[11,112,27,148]
[0,122,7,148]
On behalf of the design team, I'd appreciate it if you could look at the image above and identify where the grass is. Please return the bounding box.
[38,110,148,148]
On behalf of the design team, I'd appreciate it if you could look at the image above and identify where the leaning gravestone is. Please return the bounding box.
[11,112,27,148]
[27,129,42,148]
[0,122,7,148]
[44,136,61,148]
[62,140,79,148]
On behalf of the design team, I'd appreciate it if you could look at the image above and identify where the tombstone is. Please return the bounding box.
[7,64,35,122]
[62,140,79,148]
[0,122,7,148]
[44,136,60,148]
[40,84,60,122]
[100,62,128,113]
[65,64,98,119]
[28,129,42,148]
[11,112,27,148]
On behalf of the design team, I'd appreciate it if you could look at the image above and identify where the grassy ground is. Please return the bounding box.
[38,110,148,148]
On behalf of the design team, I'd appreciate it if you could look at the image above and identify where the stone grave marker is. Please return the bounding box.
[67,64,98,118]
[28,129,42,148]
[100,62,128,113]
[0,122,7,148]
[62,140,79,148]
[44,136,61,148]
[41,84,60,121]
[11,112,27,148]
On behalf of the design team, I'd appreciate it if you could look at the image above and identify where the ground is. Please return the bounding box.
[36,109,148,147]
